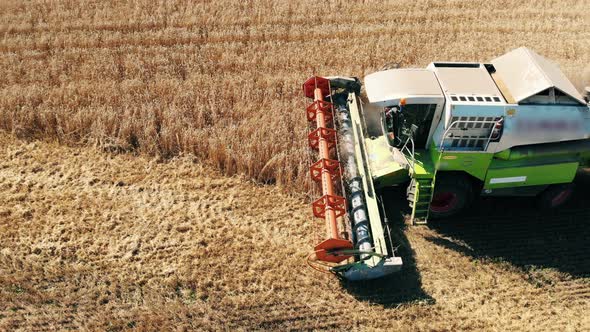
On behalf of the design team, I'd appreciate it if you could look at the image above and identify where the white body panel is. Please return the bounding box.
[491,47,585,105]
[364,69,443,107]
[362,47,590,153]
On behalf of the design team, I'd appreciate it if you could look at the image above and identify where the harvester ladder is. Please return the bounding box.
[408,176,435,225]
[405,145,439,225]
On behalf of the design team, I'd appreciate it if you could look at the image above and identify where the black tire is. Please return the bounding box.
[429,174,474,219]
[536,183,574,209]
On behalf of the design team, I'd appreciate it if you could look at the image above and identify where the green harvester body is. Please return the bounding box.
[305,47,590,280]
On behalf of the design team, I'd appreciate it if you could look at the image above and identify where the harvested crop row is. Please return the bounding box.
[1,133,589,330]
[1,0,589,190]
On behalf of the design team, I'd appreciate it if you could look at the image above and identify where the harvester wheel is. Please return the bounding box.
[429,174,474,219]
[536,183,574,209]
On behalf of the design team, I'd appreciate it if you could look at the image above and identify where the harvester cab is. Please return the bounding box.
[303,47,590,281]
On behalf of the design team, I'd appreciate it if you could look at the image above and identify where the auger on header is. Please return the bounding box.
[303,76,403,280]
[303,76,353,263]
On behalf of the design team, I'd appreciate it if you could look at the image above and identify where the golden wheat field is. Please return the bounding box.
[1,0,590,331]
[1,0,589,189]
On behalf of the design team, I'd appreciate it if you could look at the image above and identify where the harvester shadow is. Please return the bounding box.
[341,186,434,307]
[427,169,590,279]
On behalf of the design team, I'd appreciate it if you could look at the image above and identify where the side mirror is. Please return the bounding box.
[585,86,590,103]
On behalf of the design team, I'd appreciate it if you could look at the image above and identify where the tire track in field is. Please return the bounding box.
[2,23,589,54]
[4,6,575,36]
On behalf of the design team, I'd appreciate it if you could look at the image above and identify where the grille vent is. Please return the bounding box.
[445,116,498,150]
[450,95,502,103]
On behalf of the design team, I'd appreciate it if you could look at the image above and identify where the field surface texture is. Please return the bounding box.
[1,138,590,330]
[1,0,590,331]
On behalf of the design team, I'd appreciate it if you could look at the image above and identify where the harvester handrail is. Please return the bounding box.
[400,135,416,173]
[438,118,502,152]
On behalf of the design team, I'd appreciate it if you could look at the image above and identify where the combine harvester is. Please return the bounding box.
[303,47,590,281]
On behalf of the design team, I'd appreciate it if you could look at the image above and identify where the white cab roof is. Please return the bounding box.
[491,47,585,105]
[364,69,443,105]
[430,63,504,99]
